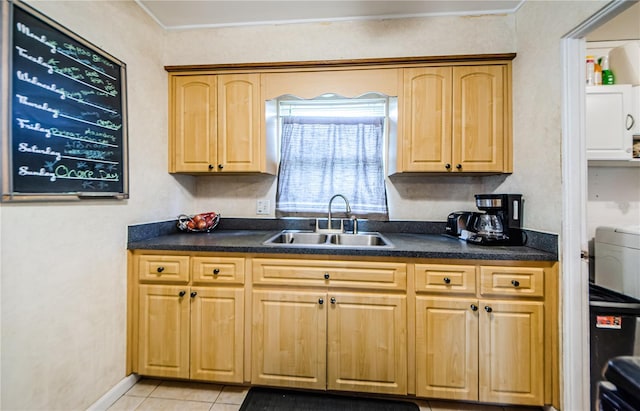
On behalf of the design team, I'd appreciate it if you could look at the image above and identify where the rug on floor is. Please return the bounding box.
[239,387,420,411]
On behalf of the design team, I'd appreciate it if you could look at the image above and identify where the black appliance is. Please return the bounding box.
[445,211,479,237]
[589,283,640,411]
[465,193,525,245]
[597,356,640,411]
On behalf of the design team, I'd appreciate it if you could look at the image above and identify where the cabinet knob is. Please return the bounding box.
[178,290,186,297]
[324,272,330,280]
[511,280,520,287]
[443,277,451,284]
[455,164,462,170]
[190,291,197,298]
[218,164,224,170]
[445,163,451,170]
[156,266,165,273]
[208,164,214,170]
[318,298,324,305]
[330,297,336,304]
[213,268,220,275]
[470,304,478,311]
[484,306,493,313]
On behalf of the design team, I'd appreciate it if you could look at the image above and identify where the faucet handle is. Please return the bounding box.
[350,215,358,234]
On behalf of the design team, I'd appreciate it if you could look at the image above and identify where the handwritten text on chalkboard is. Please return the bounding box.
[9,2,128,197]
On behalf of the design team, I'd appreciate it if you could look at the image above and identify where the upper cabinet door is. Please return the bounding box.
[217,74,261,172]
[170,75,217,173]
[453,66,506,172]
[586,85,634,160]
[402,67,453,172]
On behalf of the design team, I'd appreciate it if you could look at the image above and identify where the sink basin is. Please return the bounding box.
[330,233,390,247]
[264,231,328,245]
[263,230,393,248]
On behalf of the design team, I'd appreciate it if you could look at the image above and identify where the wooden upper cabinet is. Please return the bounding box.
[392,63,512,174]
[453,65,507,173]
[170,75,217,173]
[400,67,453,172]
[217,74,261,172]
[169,73,270,174]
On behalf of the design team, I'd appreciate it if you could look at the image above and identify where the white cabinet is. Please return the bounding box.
[586,85,635,160]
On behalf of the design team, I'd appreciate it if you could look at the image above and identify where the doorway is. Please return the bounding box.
[561,1,638,410]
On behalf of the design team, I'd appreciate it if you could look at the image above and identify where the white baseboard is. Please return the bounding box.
[87,374,141,411]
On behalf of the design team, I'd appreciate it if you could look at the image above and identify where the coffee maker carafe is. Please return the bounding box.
[467,194,525,245]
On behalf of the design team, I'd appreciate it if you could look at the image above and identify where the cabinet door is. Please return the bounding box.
[415,297,478,401]
[170,75,217,172]
[190,287,244,382]
[586,85,634,160]
[217,74,261,172]
[251,290,327,389]
[138,285,190,378]
[327,293,407,395]
[479,300,544,405]
[401,67,452,172]
[453,65,506,172]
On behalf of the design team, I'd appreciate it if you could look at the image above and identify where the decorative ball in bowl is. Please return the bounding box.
[177,212,220,233]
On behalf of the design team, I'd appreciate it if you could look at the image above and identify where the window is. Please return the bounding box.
[275,94,391,219]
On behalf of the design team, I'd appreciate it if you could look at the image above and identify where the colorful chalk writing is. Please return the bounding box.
[10,3,127,196]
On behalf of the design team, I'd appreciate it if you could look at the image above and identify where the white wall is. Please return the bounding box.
[164,14,522,224]
[0,1,196,409]
[587,165,640,239]
[164,3,604,233]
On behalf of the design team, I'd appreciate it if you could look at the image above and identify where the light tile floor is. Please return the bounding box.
[108,378,543,411]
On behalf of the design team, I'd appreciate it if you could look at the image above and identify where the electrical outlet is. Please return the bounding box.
[256,199,270,215]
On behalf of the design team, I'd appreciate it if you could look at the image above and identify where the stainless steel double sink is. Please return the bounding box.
[263,230,393,248]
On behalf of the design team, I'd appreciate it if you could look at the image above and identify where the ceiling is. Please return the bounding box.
[136,0,525,30]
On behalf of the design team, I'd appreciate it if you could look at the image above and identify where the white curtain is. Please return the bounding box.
[276,116,388,219]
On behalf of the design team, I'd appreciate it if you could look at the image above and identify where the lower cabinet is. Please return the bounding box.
[251,289,407,395]
[138,285,244,382]
[414,263,548,406]
[416,297,543,405]
[130,252,557,407]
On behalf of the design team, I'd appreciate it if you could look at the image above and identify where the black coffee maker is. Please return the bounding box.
[466,194,525,245]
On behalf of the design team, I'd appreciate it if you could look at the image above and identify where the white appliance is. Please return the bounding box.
[595,225,640,299]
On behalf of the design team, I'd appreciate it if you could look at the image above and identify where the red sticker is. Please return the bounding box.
[596,316,622,329]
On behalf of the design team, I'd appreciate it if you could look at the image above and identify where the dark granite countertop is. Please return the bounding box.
[128,218,558,262]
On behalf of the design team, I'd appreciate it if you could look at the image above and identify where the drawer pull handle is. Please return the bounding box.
[511,280,520,287]
[178,290,186,297]
[213,268,220,275]
[156,266,165,273]
[456,164,462,170]
[443,277,451,284]
[208,164,214,170]
[445,163,451,170]
[330,297,336,304]
[324,273,330,280]
[484,306,493,313]
[190,291,197,298]
[470,304,478,311]
[318,298,324,305]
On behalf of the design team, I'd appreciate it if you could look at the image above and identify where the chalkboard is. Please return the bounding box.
[4,1,128,200]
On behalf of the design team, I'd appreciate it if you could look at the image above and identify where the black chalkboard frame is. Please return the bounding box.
[1,0,129,201]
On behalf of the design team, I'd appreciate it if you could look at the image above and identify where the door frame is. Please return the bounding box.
[560,1,636,409]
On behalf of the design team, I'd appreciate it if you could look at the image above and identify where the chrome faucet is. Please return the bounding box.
[328,194,351,231]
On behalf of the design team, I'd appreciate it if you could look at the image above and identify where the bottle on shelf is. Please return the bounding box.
[586,55,595,86]
[601,55,615,85]
[594,58,602,85]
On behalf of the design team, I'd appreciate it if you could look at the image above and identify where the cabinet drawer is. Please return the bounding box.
[480,266,544,297]
[415,264,476,294]
[191,257,245,284]
[253,259,406,290]
[138,255,189,283]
